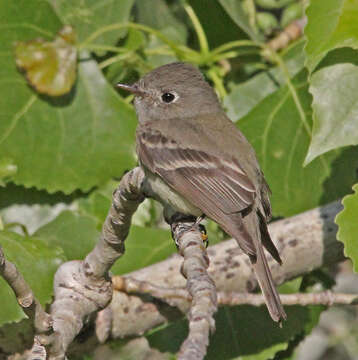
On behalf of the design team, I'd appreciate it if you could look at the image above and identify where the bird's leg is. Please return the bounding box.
[167,213,208,248]
[165,213,209,247]
[193,214,208,247]
[194,214,206,226]
[168,213,196,248]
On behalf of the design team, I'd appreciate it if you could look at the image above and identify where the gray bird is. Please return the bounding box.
[117,62,286,322]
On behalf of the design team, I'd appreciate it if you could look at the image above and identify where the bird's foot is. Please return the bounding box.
[169,213,208,248]
[198,224,209,248]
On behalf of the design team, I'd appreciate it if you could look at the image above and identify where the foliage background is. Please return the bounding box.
[0,0,357,359]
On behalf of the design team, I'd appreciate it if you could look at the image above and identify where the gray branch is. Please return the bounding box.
[171,221,217,360]
[113,278,358,307]
[36,167,145,360]
[6,166,345,360]
[106,201,344,341]
[218,291,358,306]
[0,247,52,360]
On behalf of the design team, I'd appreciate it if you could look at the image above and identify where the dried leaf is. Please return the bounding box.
[15,25,77,96]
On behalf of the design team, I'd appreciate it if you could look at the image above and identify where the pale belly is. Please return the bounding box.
[142,168,203,219]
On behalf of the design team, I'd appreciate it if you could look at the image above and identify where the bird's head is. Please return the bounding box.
[116,62,220,123]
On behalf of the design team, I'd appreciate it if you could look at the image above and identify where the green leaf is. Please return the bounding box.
[256,12,278,36]
[106,337,172,360]
[336,183,358,272]
[239,70,358,216]
[0,182,76,209]
[0,0,137,193]
[305,63,358,164]
[35,210,99,260]
[111,225,174,275]
[280,2,304,28]
[224,39,305,121]
[77,179,157,228]
[135,0,188,69]
[76,180,116,226]
[0,230,65,326]
[188,0,250,49]
[255,0,295,9]
[224,71,278,122]
[0,158,17,186]
[34,209,173,274]
[136,0,187,44]
[147,305,323,360]
[304,0,358,73]
[218,0,262,41]
[15,25,77,96]
[1,57,137,193]
[0,182,76,235]
[51,0,135,45]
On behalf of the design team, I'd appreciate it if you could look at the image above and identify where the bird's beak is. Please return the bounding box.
[116,83,146,97]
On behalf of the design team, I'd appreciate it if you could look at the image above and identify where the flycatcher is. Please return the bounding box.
[117,62,286,322]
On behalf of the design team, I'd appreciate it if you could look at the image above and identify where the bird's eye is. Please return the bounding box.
[161,92,176,103]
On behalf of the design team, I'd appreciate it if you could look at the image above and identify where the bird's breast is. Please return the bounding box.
[141,167,202,219]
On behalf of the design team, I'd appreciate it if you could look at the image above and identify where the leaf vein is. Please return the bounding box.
[0,95,37,146]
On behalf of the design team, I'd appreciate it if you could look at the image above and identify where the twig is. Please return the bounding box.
[113,219,218,360]
[112,276,190,305]
[113,277,357,307]
[13,188,343,359]
[104,201,344,341]
[218,291,358,306]
[0,247,52,360]
[267,18,307,52]
[171,220,217,360]
[46,167,145,359]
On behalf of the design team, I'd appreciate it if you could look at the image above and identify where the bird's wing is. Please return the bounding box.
[137,127,256,216]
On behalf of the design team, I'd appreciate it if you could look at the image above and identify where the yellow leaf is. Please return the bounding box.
[15,25,77,96]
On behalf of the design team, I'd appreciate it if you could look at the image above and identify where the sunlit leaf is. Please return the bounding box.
[224,39,305,121]
[51,0,135,46]
[35,209,173,274]
[15,25,77,96]
[188,0,249,49]
[0,230,65,326]
[336,184,358,272]
[0,158,17,186]
[305,63,358,164]
[147,305,323,360]
[136,0,187,44]
[218,0,262,41]
[76,179,157,228]
[239,70,358,216]
[304,0,358,73]
[0,0,137,194]
[34,210,99,260]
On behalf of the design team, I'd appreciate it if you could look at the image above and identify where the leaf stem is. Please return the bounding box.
[79,44,128,54]
[79,22,199,60]
[183,3,209,55]
[207,68,227,98]
[269,48,311,137]
[211,40,261,57]
[211,49,260,62]
[246,0,258,34]
[3,222,29,237]
[0,24,54,38]
[98,52,133,69]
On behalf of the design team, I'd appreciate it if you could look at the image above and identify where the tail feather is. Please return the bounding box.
[240,210,286,322]
[257,210,282,265]
[251,240,287,322]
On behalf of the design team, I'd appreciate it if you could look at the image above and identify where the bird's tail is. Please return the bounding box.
[250,238,287,322]
[217,210,286,322]
[242,211,287,323]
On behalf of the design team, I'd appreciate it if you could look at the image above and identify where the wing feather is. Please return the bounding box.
[137,128,256,215]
